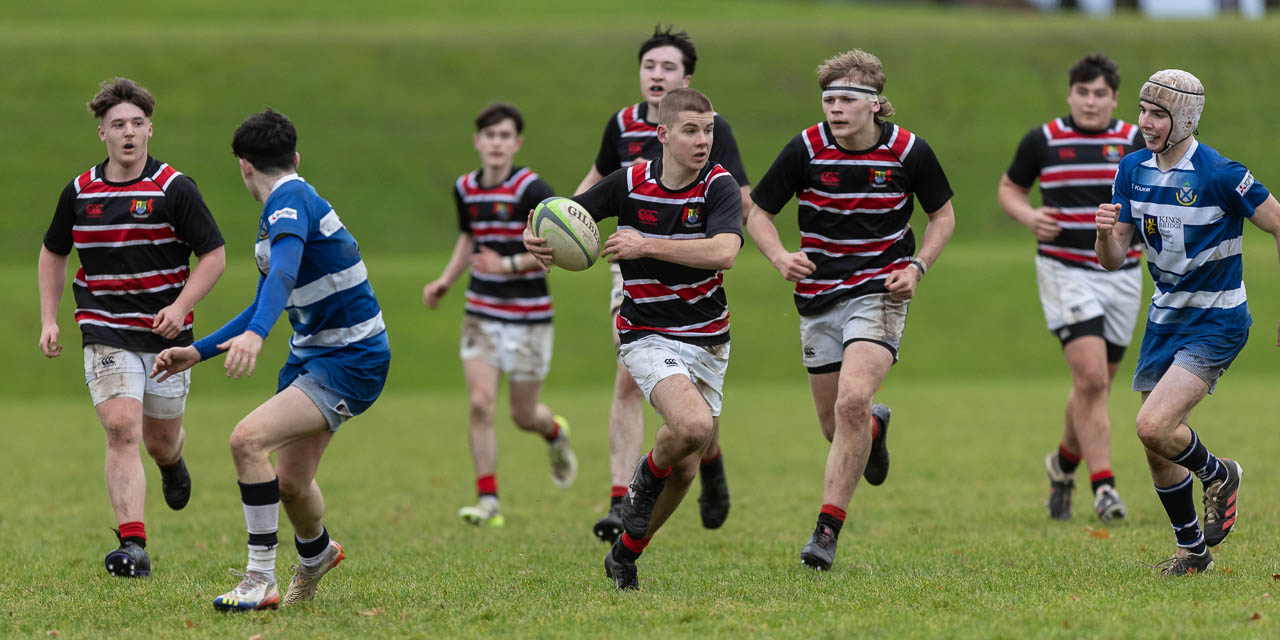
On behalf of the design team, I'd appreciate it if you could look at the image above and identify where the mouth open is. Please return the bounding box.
[649,85,665,93]
[123,143,135,150]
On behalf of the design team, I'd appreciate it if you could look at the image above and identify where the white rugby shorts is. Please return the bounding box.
[83,344,189,419]
[460,315,553,382]
[800,293,909,372]
[618,334,729,417]
[1034,255,1142,348]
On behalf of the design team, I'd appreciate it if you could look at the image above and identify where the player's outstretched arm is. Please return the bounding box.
[1094,203,1134,271]
[997,174,1060,242]
[37,246,69,358]
[424,233,476,308]
[1244,194,1280,346]
[745,200,815,282]
[151,345,200,383]
[886,200,955,301]
[153,246,226,339]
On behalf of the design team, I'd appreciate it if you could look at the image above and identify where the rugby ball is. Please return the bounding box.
[532,197,600,271]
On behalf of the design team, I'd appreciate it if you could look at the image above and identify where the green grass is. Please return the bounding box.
[7,1,1280,637]
[6,378,1280,638]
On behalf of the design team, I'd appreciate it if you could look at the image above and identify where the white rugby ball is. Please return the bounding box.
[532,197,600,271]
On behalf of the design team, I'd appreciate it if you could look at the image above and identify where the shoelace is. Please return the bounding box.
[1203,480,1226,525]
[1145,552,1205,574]
[226,568,271,595]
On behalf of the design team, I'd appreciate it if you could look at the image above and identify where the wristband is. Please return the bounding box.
[504,255,518,273]
[908,257,927,277]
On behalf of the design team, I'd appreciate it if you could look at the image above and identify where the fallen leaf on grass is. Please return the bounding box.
[194,541,208,552]
[1085,526,1110,539]
[1221,567,1235,574]
[46,632,60,638]
[185,620,194,628]
[358,608,384,617]
[1068,594,1081,603]
[1261,593,1272,600]
[1273,574,1280,581]
[1062,620,1070,629]
[249,635,265,640]
[1250,612,1261,621]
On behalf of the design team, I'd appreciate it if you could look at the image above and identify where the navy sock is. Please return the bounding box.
[295,527,331,562]
[1155,473,1206,555]
[1169,428,1226,485]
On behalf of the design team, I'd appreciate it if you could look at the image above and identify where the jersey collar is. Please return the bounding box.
[270,173,305,194]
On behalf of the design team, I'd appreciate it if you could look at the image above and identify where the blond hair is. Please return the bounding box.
[817,49,894,118]
[658,87,714,127]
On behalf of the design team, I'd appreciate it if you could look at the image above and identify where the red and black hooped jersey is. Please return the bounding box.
[43,156,224,352]
[752,122,954,316]
[1006,116,1143,270]
[573,157,743,346]
[453,167,555,324]
[592,103,750,188]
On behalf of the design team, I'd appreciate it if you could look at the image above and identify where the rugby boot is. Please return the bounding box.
[458,496,505,528]
[863,404,892,486]
[1045,452,1075,520]
[697,455,731,529]
[1155,548,1214,576]
[621,455,666,540]
[1093,485,1128,522]
[282,541,344,606]
[1203,458,1242,547]
[593,503,624,544]
[104,532,151,578]
[800,523,838,571]
[213,569,279,611]
[548,416,578,489]
[603,542,639,591]
[159,456,192,511]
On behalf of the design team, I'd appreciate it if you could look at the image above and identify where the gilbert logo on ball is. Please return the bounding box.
[533,197,600,271]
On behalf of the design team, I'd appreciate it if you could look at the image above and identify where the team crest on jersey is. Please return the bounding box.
[257,219,269,241]
[130,198,153,218]
[868,168,892,187]
[1175,182,1198,206]
[468,205,480,218]
[1103,145,1124,162]
[1143,216,1162,253]
[494,202,511,219]
[681,206,701,226]
[1057,148,1076,160]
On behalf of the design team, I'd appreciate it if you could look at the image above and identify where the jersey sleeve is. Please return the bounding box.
[1112,157,1135,224]
[705,172,744,241]
[1005,128,1045,189]
[454,184,471,234]
[710,115,750,186]
[521,178,555,215]
[263,192,310,243]
[903,137,955,214]
[42,183,78,255]
[749,135,809,215]
[592,114,624,176]
[572,168,627,222]
[167,176,225,255]
[1216,161,1270,219]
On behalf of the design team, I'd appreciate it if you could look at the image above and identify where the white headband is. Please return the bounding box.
[822,84,879,102]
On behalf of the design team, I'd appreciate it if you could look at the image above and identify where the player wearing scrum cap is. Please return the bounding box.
[746,50,955,571]
[1096,69,1280,575]
[572,25,750,543]
[527,88,743,590]
[998,54,1144,524]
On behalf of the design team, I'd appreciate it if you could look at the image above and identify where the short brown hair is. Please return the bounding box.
[1069,53,1120,92]
[657,88,713,127]
[475,102,523,133]
[87,78,155,119]
[817,49,895,117]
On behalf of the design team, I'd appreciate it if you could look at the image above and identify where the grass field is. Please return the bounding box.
[5,0,1280,637]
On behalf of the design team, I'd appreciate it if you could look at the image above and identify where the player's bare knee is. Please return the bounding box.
[833,392,872,432]
[468,397,495,426]
[228,424,266,462]
[1072,370,1110,399]
[673,414,714,452]
[1134,412,1170,447]
[101,414,140,449]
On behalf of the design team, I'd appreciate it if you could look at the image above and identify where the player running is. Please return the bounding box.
[746,49,956,571]
[1096,69,1280,575]
[997,54,1144,523]
[528,88,743,590]
[38,78,226,578]
[151,109,390,608]
[574,24,750,543]
[423,102,578,528]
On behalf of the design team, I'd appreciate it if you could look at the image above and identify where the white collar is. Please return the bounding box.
[270,173,304,194]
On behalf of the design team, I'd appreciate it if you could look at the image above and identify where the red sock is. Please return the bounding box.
[543,423,561,443]
[646,450,672,478]
[1058,444,1081,463]
[1090,470,1114,483]
[610,485,628,499]
[118,521,146,544]
[820,504,847,522]
[476,474,498,497]
[701,447,722,464]
[620,532,651,554]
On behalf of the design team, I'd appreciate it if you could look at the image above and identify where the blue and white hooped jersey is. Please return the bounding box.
[255,175,389,366]
[1114,140,1270,335]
